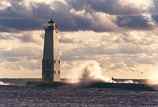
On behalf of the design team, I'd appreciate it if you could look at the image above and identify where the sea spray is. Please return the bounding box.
[62,60,112,84]
[146,65,158,85]
[0,81,10,86]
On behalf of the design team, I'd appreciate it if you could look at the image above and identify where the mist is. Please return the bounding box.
[62,60,112,84]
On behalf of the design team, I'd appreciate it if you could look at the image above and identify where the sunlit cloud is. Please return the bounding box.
[119,0,154,12]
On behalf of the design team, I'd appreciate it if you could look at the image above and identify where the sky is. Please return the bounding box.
[0,0,158,81]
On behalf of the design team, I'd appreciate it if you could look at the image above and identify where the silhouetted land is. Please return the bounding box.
[0,81,158,107]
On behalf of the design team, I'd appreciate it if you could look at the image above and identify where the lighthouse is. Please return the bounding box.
[42,19,60,82]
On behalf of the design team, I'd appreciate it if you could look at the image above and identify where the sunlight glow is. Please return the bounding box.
[120,0,153,11]
[146,65,158,85]
[0,0,11,10]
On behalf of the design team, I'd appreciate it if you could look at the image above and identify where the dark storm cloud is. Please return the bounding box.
[152,0,158,23]
[0,18,42,30]
[67,0,141,15]
[0,1,49,31]
[0,0,156,32]
[67,0,156,29]
[117,15,155,29]
[0,1,75,31]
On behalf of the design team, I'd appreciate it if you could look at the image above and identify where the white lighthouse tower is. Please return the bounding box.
[42,19,60,82]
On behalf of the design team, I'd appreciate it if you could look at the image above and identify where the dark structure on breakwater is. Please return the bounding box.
[42,19,60,82]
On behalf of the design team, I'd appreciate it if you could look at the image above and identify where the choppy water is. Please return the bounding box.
[0,85,158,107]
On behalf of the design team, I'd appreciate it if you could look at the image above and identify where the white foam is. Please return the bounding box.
[0,81,10,86]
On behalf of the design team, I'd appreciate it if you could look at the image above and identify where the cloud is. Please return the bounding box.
[68,0,153,15]
[0,30,158,79]
[61,30,158,65]
[117,14,156,29]
[0,30,43,77]
[60,30,158,79]
[0,0,156,32]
